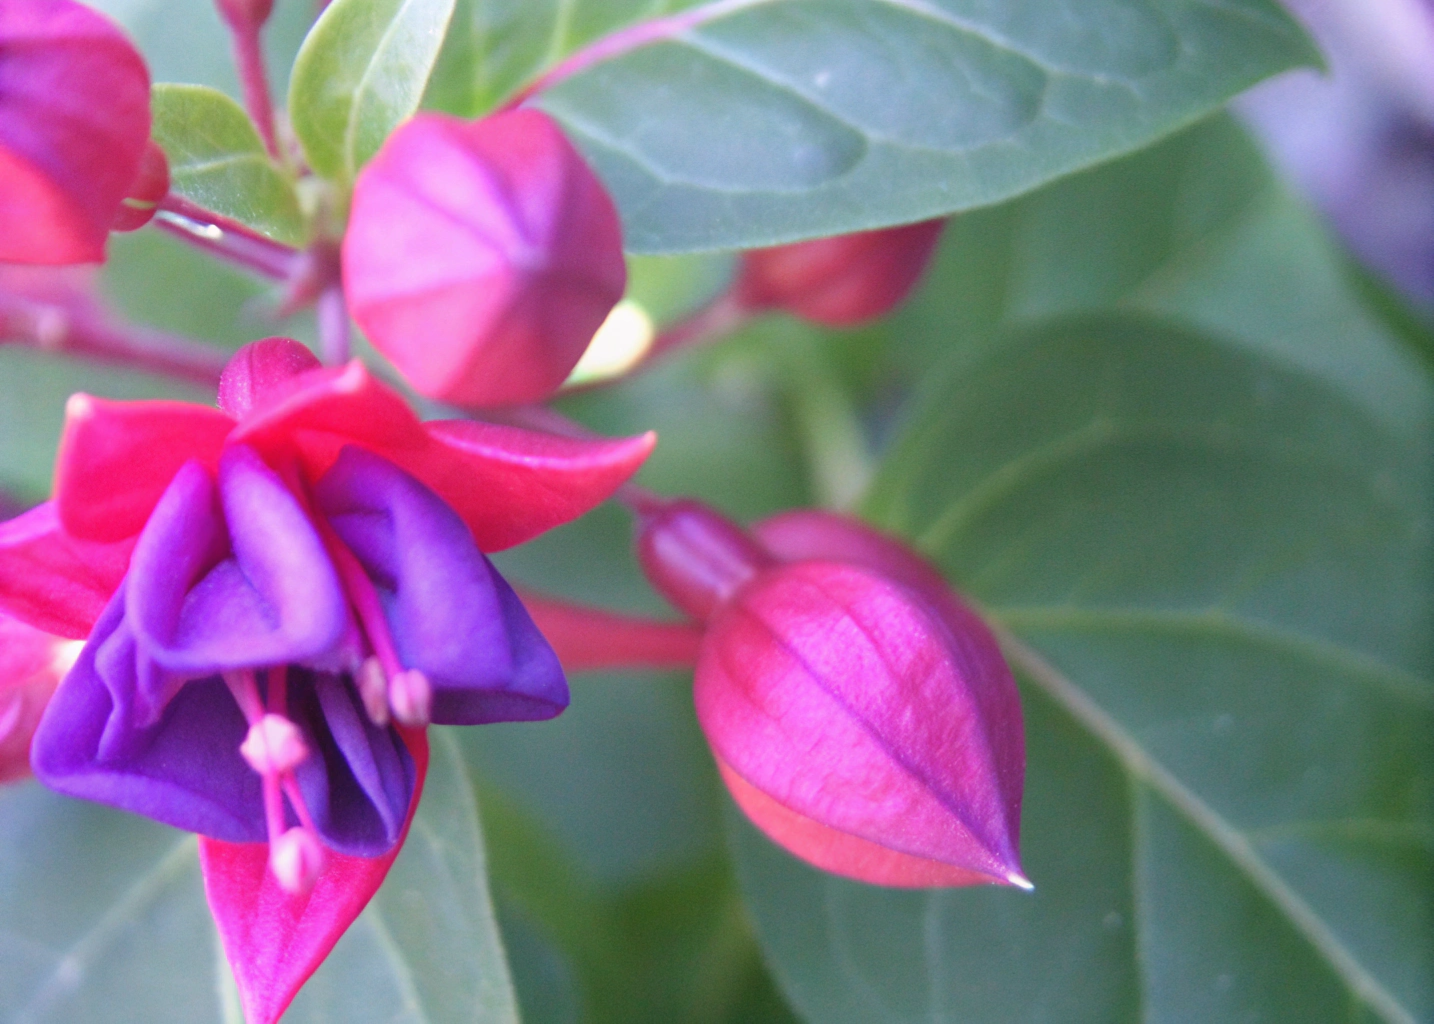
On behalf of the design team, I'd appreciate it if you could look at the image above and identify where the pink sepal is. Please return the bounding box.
[53,395,234,542]
[0,502,133,637]
[517,588,701,671]
[201,727,430,1024]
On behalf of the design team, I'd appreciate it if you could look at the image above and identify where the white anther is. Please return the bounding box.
[240,713,309,775]
[270,827,325,894]
[388,669,432,727]
[356,656,390,726]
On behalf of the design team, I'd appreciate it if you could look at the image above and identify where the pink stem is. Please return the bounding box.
[154,194,301,281]
[0,292,228,383]
[227,20,279,158]
[517,588,702,671]
[500,0,771,110]
[646,290,751,361]
[317,283,350,365]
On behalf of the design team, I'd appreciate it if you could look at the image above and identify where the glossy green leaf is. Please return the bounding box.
[733,311,1434,1023]
[0,728,516,1022]
[289,0,457,181]
[456,0,1319,252]
[151,84,305,245]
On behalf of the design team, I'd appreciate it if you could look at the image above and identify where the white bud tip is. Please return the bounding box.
[388,669,432,726]
[240,713,309,775]
[357,657,390,725]
[1006,871,1035,891]
[270,827,325,894]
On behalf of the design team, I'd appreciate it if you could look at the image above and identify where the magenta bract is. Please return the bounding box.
[0,0,150,264]
[638,501,1027,889]
[736,219,945,327]
[343,109,627,407]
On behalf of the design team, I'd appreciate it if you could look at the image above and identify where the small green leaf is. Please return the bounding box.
[289,0,457,181]
[150,84,306,245]
[452,0,1318,252]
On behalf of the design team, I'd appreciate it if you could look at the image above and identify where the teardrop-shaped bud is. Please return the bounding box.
[0,0,151,265]
[637,500,1027,889]
[110,139,169,232]
[735,219,944,327]
[217,337,323,419]
[343,109,627,407]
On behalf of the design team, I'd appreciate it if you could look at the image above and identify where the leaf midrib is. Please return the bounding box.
[993,624,1418,1024]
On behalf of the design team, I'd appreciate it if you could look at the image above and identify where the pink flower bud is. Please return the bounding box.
[0,612,76,783]
[635,499,773,621]
[214,0,274,31]
[269,827,324,895]
[216,336,322,418]
[0,0,151,265]
[110,139,169,232]
[343,109,627,407]
[239,713,309,775]
[735,219,945,327]
[637,502,1027,888]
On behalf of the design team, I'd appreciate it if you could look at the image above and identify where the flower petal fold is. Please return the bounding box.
[54,394,234,542]
[410,419,655,550]
[315,446,569,723]
[0,501,132,637]
[200,728,429,1024]
[125,451,348,698]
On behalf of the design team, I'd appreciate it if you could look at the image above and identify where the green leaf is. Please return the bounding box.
[151,84,305,245]
[289,0,457,181]
[0,729,517,1021]
[734,312,1434,1023]
[479,0,1318,252]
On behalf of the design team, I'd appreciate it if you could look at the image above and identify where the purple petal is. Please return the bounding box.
[314,445,568,724]
[288,670,414,856]
[126,448,349,694]
[32,588,265,842]
[32,594,415,853]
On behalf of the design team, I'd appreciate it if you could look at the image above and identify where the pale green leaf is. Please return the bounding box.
[431,0,1317,252]
[151,84,305,245]
[289,0,457,181]
[734,311,1434,1023]
[0,728,516,1021]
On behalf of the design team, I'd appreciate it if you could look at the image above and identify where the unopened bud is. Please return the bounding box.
[343,109,627,407]
[0,0,151,265]
[735,219,945,327]
[217,337,323,419]
[356,656,390,725]
[269,827,324,894]
[240,713,309,775]
[635,499,774,622]
[111,140,169,232]
[388,669,431,726]
[214,0,274,30]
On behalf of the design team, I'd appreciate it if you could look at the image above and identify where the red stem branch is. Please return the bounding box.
[227,20,280,158]
[517,588,701,671]
[154,195,301,281]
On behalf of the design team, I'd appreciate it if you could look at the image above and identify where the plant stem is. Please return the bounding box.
[153,195,300,281]
[0,292,227,384]
[316,284,350,365]
[226,20,279,158]
[499,0,775,110]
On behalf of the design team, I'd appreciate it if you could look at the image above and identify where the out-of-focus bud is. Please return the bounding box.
[0,0,151,265]
[214,0,275,32]
[343,109,627,407]
[216,336,322,418]
[735,219,945,327]
[637,501,1028,889]
[110,140,169,232]
[0,611,77,783]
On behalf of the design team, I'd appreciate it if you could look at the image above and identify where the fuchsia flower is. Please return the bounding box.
[0,337,654,1023]
[632,499,1028,889]
[343,109,627,407]
[0,0,151,265]
[735,219,946,327]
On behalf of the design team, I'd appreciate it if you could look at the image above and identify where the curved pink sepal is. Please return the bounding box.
[413,421,656,551]
[54,395,235,543]
[0,502,133,637]
[517,588,701,671]
[201,728,429,1024]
